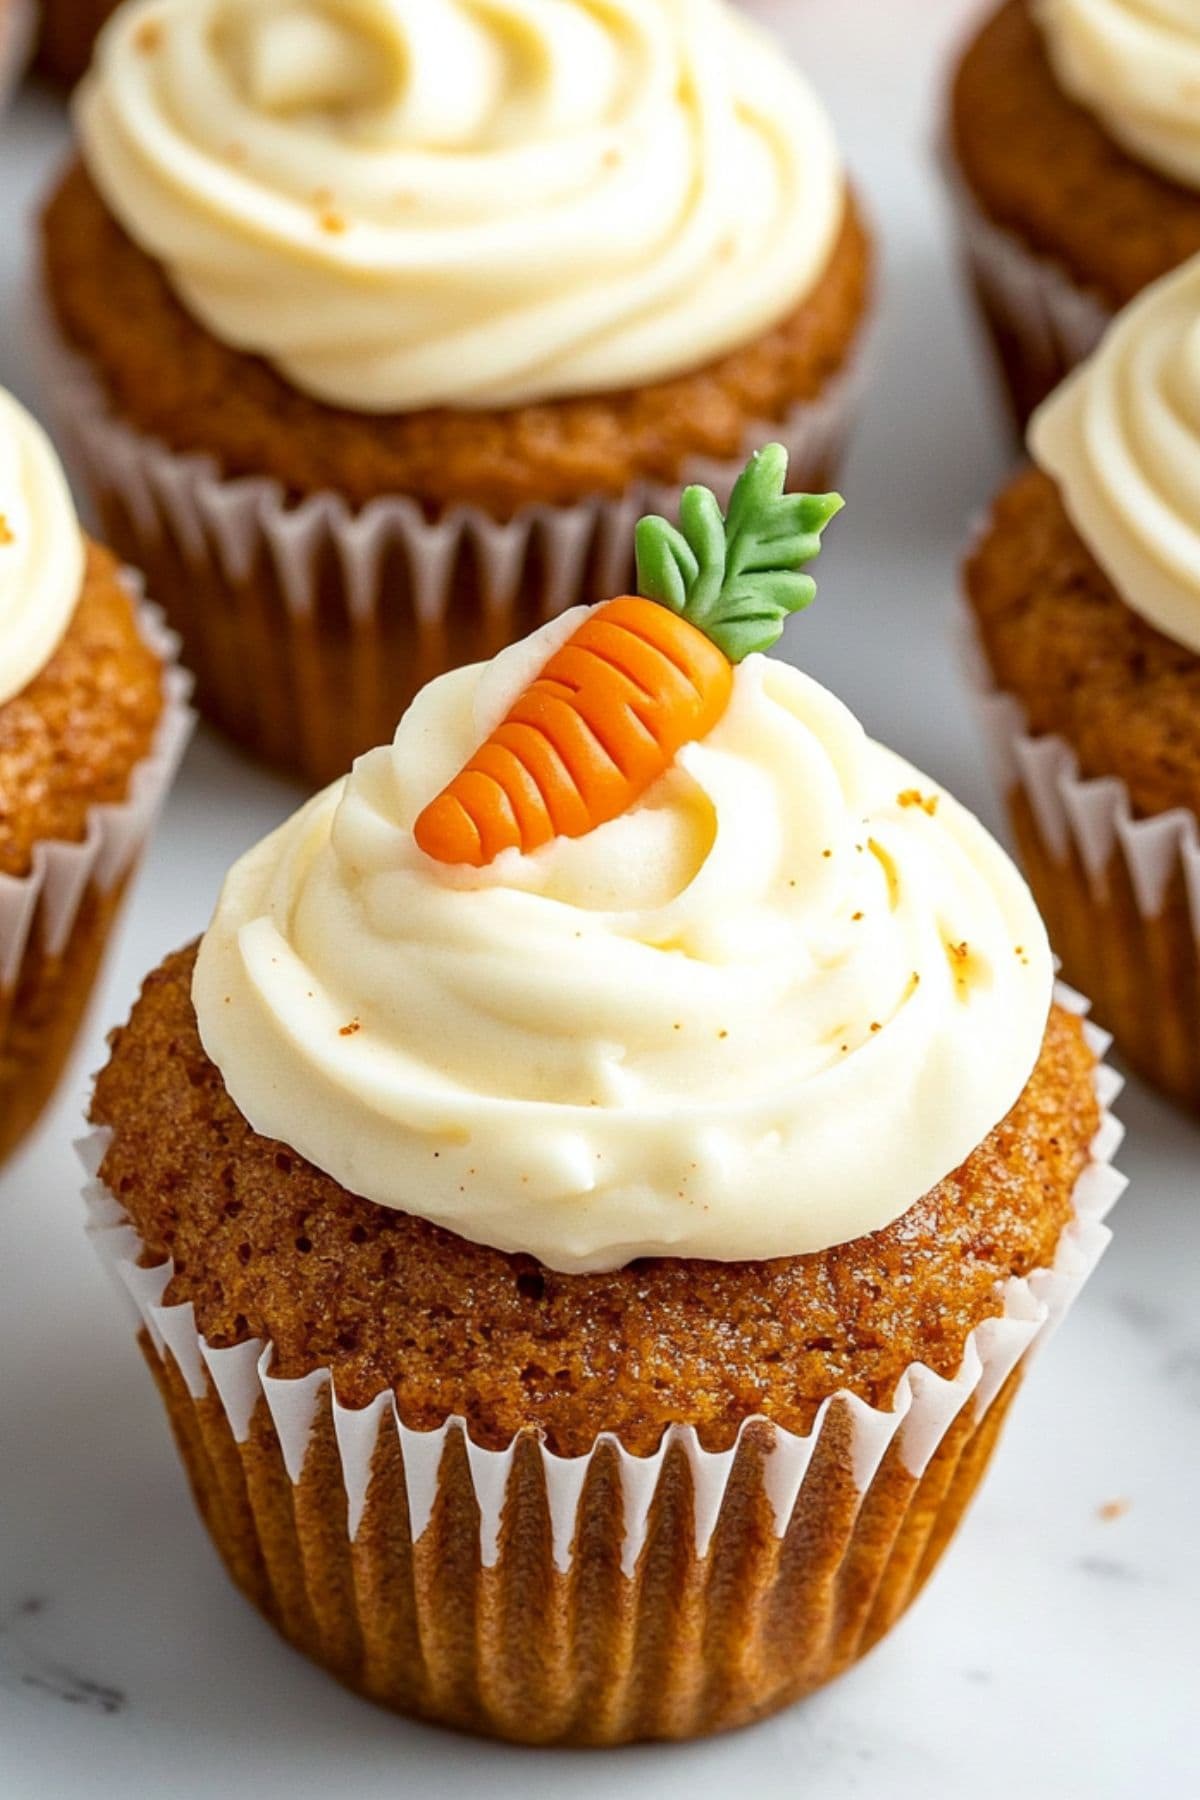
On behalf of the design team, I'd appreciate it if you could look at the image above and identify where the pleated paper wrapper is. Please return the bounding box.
[965,606,1200,1110]
[0,593,193,1164]
[35,309,867,789]
[77,1012,1123,1745]
[941,155,1110,433]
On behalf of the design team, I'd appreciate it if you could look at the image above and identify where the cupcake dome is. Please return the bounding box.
[965,253,1200,1108]
[946,0,1200,428]
[0,386,190,1163]
[87,456,1119,1742]
[40,0,872,786]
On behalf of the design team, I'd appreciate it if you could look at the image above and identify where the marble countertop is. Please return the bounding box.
[1,3,1197,1794]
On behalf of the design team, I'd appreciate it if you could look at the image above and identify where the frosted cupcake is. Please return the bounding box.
[946,0,1200,429]
[965,254,1200,1110]
[85,448,1120,1743]
[40,0,873,788]
[0,386,190,1164]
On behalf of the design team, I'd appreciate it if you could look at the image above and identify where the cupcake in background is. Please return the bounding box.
[39,0,873,789]
[84,449,1121,1744]
[0,386,191,1165]
[0,0,33,111]
[35,0,120,86]
[945,0,1200,430]
[965,253,1200,1111]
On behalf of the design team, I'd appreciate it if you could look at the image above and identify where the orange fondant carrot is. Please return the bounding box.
[414,445,843,867]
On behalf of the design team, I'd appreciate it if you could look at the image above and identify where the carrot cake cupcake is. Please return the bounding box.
[946,0,1200,428]
[40,0,873,788]
[965,254,1200,1110]
[0,385,190,1165]
[85,448,1121,1743]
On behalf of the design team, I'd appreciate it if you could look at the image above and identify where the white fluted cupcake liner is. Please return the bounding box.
[74,1002,1121,1740]
[0,0,32,111]
[964,609,1200,1107]
[941,157,1111,430]
[34,304,867,787]
[0,586,193,1164]
[78,1005,1122,1570]
[0,590,192,989]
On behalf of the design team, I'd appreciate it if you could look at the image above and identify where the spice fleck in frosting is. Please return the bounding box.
[194,449,1053,1273]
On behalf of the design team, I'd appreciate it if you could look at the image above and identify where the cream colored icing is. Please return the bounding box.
[0,389,85,710]
[1035,0,1200,189]
[193,611,1052,1273]
[1030,255,1200,657]
[75,0,845,413]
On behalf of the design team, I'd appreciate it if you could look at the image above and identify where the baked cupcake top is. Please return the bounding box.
[0,387,84,708]
[1030,253,1200,656]
[193,449,1051,1273]
[74,0,844,413]
[1033,1,1200,191]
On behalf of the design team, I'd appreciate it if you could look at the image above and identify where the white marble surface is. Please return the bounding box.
[1,3,1197,1794]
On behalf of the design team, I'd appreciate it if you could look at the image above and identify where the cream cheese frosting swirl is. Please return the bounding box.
[194,612,1052,1273]
[0,389,85,709]
[1030,255,1200,656]
[1034,0,1200,189]
[75,0,845,413]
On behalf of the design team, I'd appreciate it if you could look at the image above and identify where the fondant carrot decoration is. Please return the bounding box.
[414,444,843,867]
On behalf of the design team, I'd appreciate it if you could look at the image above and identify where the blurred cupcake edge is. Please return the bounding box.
[943,0,1200,431]
[963,253,1200,1110]
[0,387,193,1164]
[0,0,34,112]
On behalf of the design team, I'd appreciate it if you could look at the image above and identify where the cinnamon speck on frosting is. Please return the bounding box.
[134,18,163,54]
[339,1018,361,1037]
[320,210,348,236]
[0,514,13,546]
[898,788,939,816]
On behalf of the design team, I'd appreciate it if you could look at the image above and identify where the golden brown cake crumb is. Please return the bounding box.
[950,0,1200,311]
[92,945,1098,1457]
[965,465,1200,820]
[0,541,164,878]
[42,164,873,516]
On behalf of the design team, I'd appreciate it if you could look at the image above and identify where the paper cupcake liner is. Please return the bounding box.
[35,308,867,790]
[0,0,33,111]
[941,156,1111,433]
[77,1022,1122,1744]
[964,609,1200,1109]
[0,589,193,1164]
